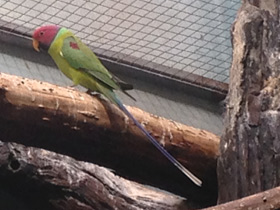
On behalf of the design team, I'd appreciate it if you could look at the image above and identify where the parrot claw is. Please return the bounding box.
[86,89,101,97]
[86,89,92,94]
[66,85,77,91]
[86,90,109,102]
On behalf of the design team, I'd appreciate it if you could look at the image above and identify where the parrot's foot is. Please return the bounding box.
[86,90,109,102]
[66,84,77,91]
[86,89,99,95]
[86,90,102,98]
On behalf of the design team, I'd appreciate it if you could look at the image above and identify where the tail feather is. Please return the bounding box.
[115,98,202,187]
[122,90,136,101]
[113,75,134,91]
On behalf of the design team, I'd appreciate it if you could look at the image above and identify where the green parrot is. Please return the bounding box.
[32,25,202,186]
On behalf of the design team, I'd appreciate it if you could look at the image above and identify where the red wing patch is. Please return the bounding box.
[70,41,80,50]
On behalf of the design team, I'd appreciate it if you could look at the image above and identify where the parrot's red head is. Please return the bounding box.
[32,25,60,52]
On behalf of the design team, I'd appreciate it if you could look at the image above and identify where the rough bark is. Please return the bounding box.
[0,141,193,210]
[0,72,219,205]
[218,0,280,203]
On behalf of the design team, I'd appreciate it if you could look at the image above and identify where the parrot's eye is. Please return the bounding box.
[39,31,44,36]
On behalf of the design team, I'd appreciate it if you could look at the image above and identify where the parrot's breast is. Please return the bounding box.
[47,29,98,91]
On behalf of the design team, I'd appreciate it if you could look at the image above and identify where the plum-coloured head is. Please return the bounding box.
[32,25,60,52]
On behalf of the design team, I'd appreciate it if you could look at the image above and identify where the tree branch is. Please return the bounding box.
[202,185,280,210]
[0,141,193,210]
[0,72,219,205]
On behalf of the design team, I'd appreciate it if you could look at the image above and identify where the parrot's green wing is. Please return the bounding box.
[61,36,120,91]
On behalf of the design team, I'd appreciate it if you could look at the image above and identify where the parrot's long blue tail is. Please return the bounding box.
[115,98,202,187]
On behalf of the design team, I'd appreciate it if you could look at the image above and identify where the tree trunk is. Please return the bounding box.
[0,141,194,210]
[218,0,280,203]
[0,72,219,206]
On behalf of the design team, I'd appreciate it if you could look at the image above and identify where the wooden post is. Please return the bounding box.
[217,0,280,203]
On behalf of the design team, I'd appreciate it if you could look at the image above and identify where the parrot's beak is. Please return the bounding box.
[32,39,40,52]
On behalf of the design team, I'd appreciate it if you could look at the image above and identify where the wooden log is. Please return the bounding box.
[202,185,280,210]
[0,72,219,206]
[217,0,280,203]
[0,141,195,210]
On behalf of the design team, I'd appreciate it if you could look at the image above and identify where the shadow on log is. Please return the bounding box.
[0,72,219,207]
[0,141,194,210]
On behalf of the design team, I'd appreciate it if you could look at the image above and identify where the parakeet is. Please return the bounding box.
[32,25,202,186]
